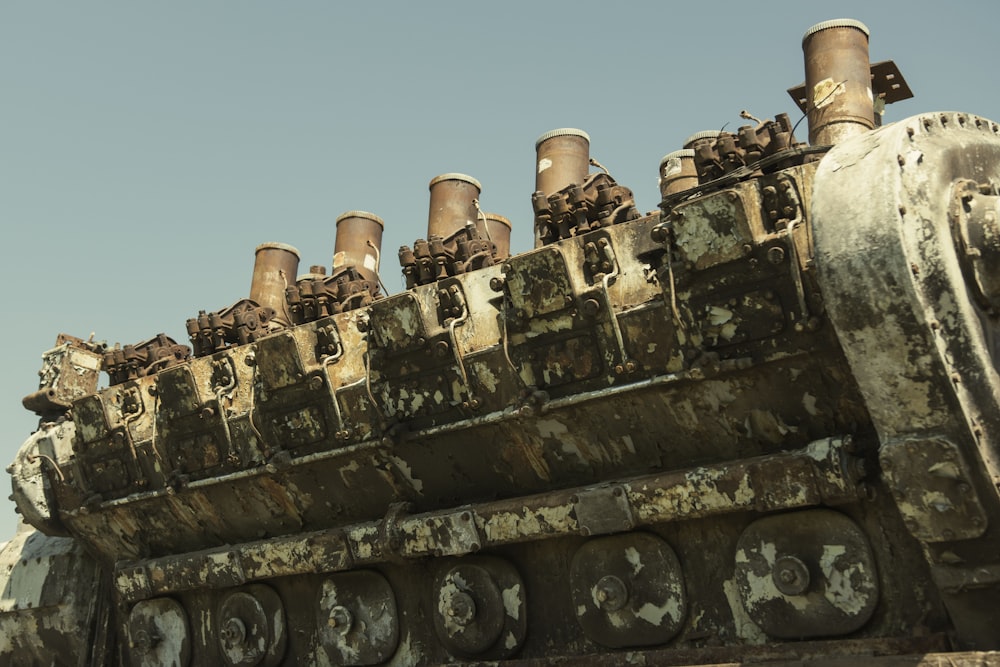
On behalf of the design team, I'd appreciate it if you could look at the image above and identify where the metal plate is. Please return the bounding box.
[570,532,686,648]
[734,509,878,639]
[127,598,191,667]
[317,570,399,666]
[432,556,526,659]
[880,438,988,542]
[217,584,286,667]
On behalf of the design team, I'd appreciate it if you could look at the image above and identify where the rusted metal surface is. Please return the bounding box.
[534,128,591,199]
[0,523,107,666]
[659,149,697,199]
[399,173,502,288]
[334,210,384,287]
[287,211,385,323]
[481,212,512,260]
[801,19,875,145]
[249,242,301,328]
[109,438,864,603]
[811,110,1000,649]
[21,334,104,417]
[6,16,1000,667]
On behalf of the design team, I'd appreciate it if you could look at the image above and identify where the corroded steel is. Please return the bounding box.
[534,128,590,198]
[5,17,1000,667]
[249,242,301,328]
[801,19,875,145]
[334,210,384,287]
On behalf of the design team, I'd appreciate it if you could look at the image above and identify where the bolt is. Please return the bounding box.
[130,628,157,655]
[767,246,785,264]
[771,555,810,596]
[445,591,477,627]
[594,575,629,612]
[309,375,324,391]
[220,617,246,648]
[328,605,353,634]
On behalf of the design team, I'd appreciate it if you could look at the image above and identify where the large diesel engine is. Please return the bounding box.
[4,18,1000,666]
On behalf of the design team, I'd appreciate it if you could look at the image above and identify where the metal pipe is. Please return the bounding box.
[659,149,698,198]
[534,128,590,197]
[334,210,384,285]
[802,18,874,146]
[427,173,481,240]
[481,213,512,260]
[249,242,300,327]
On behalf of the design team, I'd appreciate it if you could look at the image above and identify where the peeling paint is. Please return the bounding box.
[722,578,767,644]
[502,584,521,620]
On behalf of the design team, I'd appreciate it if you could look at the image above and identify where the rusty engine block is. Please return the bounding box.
[4,18,1000,667]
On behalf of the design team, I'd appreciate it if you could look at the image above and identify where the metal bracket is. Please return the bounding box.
[573,485,634,536]
[401,509,482,557]
[880,438,988,542]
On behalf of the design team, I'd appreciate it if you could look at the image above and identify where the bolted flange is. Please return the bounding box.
[951,179,1000,312]
[772,555,812,596]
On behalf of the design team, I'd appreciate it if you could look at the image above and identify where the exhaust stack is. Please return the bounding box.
[659,149,697,199]
[427,173,482,239]
[334,210,384,286]
[534,128,590,198]
[249,242,300,328]
[801,19,874,146]
[481,213,512,260]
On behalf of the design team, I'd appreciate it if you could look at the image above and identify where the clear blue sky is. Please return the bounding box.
[1,1,996,539]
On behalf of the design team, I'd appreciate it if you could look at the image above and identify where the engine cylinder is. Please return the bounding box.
[427,173,482,240]
[334,210,384,285]
[802,18,874,146]
[249,242,300,327]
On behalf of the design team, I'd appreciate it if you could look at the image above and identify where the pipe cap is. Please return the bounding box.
[336,210,385,228]
[428,173,482,191]
[535,128,590,150]
[660,149,695,169]
[255,242,300,258]
[803,18,870,44]
[683,130,723,148]
[483,212,512,229]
